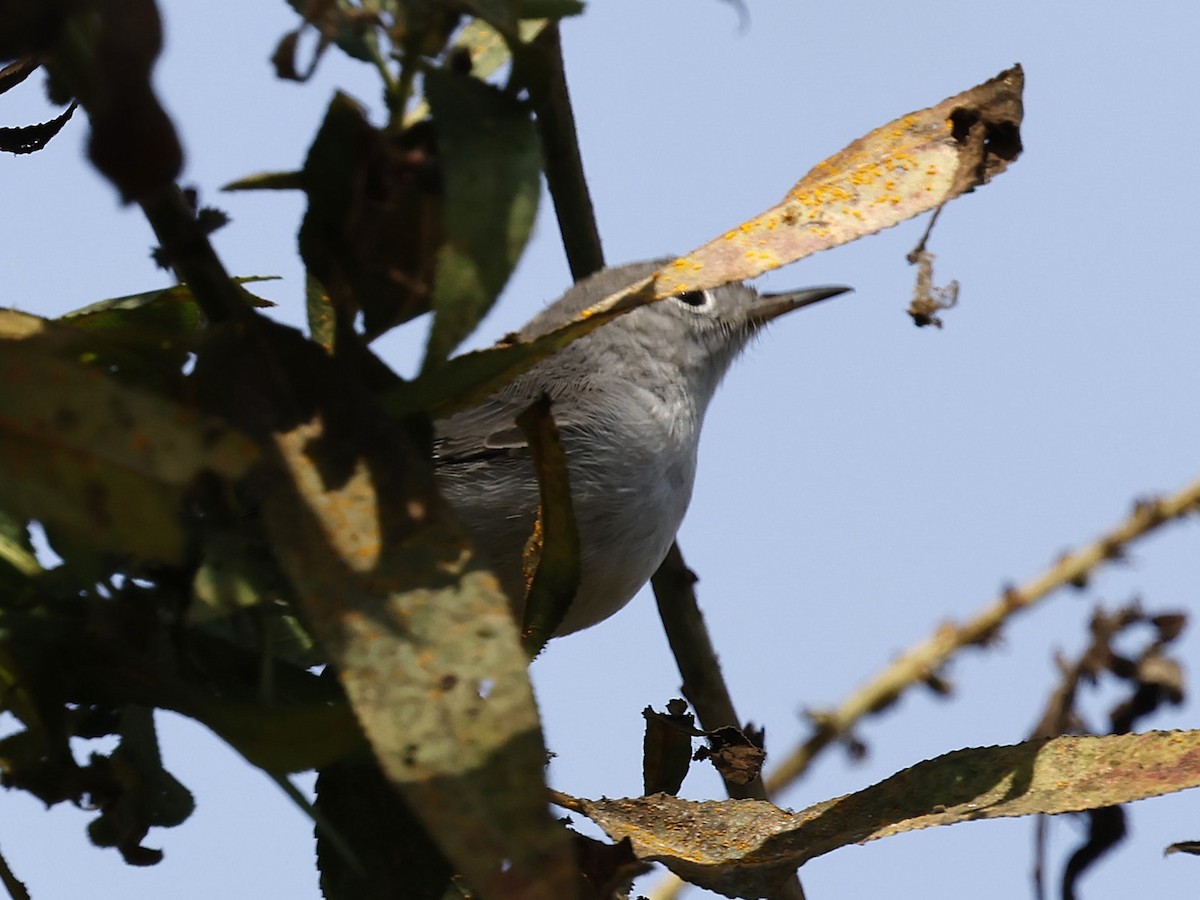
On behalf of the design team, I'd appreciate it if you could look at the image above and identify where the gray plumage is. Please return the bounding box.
[434,259,848,636]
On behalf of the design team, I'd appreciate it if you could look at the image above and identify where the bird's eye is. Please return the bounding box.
[675,290,708,307]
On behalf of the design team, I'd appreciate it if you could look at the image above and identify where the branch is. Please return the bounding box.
[650,543,806,900]
[139,185,253,325]
[765,473,1200,794]
[522,24,604,280]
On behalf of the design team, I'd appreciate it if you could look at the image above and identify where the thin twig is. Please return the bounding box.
[765,474,1200,794]
[0,844,30,900]
[523,26,801,898]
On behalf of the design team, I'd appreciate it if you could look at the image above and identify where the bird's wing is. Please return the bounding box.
[434,395,535,463]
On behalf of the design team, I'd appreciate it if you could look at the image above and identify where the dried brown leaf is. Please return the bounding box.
[566,730,1200,899]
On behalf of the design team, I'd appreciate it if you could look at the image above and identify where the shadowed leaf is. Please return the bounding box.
[299,93,445,340]
[514,396,579,656]
[0,311,259,562]
[421,67,540,364]
[642,701,696,797]
[0,101,75,154]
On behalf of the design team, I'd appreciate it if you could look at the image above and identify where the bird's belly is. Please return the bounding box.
[554,448,695,634]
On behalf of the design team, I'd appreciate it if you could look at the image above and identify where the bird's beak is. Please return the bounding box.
[752,285,853,323]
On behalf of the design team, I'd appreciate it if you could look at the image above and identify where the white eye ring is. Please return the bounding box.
[674,290,709,308]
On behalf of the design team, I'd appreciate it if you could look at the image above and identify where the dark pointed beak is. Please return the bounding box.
[752,285,853,323]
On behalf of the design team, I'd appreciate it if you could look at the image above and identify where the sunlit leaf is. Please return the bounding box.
[402,18,552,127]
[393,66,1022,416]
[651,65,1024,296]
[196,322,576,897]
[564,730,1200,899]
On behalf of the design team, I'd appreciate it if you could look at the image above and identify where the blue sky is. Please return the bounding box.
[2,2,1199,898]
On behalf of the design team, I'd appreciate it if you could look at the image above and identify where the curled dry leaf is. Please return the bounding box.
[642,701,698,797]
[515,396,581,658]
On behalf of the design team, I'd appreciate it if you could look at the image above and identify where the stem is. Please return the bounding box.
[139,185,251,325]
[651,543,806,900]
[766,473,1200,793]
[522,24,604,280]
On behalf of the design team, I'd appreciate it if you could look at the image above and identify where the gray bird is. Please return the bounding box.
[435,260,849,636]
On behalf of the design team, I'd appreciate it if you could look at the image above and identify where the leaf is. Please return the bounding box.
[305,272,336,349]
[565,730,1200,899]
[195,321,575,898]
[222,170,305,191]
[266,418,574,896]
[64,277,277,328]
[0,57,39,95]
[298,93,445,340]
[402,18,552,128]
[0,101,76,155]
[642,701,696,797]
[392,67,1023,417]
[515,396,580,656]
[0,510,38,587]
[315,755,455,900]
[189,693,362,774]
[521,0,586,17]
[387,273,658,417]
[0,311,259,562]
[421,67,540,364]
[280,0,382,67]
[651,64,1024,296]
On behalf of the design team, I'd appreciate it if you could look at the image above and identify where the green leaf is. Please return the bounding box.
[191,694,362,774]
[520,0,585,17]
[0,310,260,562]
[567,730,1200,899]
[305,272,336,349]
[401,18,552,128]
[421,67,540,367]
[56,278,276,388]
[63,277,276,328]
[388,275,656,418]
[0,510,38,588]
[282,0,382,64]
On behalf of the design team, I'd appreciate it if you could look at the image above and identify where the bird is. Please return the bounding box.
[434,259,849,636]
